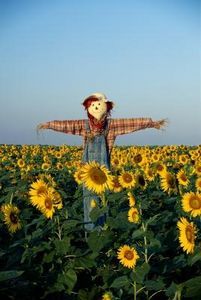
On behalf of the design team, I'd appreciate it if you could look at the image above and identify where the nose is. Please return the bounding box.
[95,107,98,110]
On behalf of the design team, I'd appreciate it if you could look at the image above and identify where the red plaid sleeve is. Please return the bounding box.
[46,120,86,136]
[110,118,154,136]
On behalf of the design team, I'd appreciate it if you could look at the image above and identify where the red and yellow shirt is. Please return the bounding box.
[46,118,156,153]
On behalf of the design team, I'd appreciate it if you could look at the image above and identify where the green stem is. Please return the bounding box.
[142,222,148,263]
[56,216,62,240]
[133,275,136,300]
[101,193,107,207]
[10,192,14,205]
[142,221,149,299]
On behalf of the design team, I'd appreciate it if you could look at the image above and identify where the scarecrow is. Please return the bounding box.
[37,93,167,230]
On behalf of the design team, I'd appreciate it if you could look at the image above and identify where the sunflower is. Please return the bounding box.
[155,163,167,175]
[195,177,201,192]
[177,217,197,254]
[38,189,56,219]
[195,164,201,176]
[2,204,22,233]
[56,162,63,170]
[128,207,140,223]
[29,179,49,208]
[135,172,147,190]
[74,168,84,185]
[111,157,121,169]
[144,167,156,182]
[117,245,139,269]
[102,292,113,300]
[90,199,98,208]
[41,162,51,170]
[179,154,190,165]
[151,153,160,163]
[17,158,25,168]
[181,192,201,217]
[160,171,177,194]
[36,187,62,219]
[177,169,189,187]
[81,161,113,194]
[55,151,62,159]
[133,153,146,166]
[127,191,136,207]
[110,176,123,193]
[118,171,136,189]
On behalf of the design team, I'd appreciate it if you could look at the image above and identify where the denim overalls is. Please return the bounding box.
[82,119,110,231]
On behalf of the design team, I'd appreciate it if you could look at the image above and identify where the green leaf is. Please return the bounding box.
[134,263,150,284]
[146,214,161,226]
[183,276,201,298]
[65,269,77,292]
[90,206,108,223]
[43,251,55,263]
[54,238,71,255]
[111,275,130,288]
[0,270,24,282]
[87,231,112,252]
[188,251,201,266]
[166,282,183,298]
[148,238,161,250]
[75,255,96,268]
[144,279,165,290]
[132,229,144,239]
[62,219,81,228]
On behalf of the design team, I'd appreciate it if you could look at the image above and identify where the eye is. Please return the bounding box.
[92,103,95,106]
[98,103,100,105]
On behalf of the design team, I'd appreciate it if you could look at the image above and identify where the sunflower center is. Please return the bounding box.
[90,168,107,184]
[10,212,18,224]
[134,154,142,163]
[45,198,53,210]
[167,175,176,188]
[132,212,137,219]
[180,174,187,182]
[123,173,133,183]
[124,250,134,260]
[113,178,121,188]
[157,165,164,171]
[113,159,120,165]
[185,226,194,243]
[189,196,201,209]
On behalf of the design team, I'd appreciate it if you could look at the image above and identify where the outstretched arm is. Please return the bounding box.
[36,120,86,136]
[110,118,168,136]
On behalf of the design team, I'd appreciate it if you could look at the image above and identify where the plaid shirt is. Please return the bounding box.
[46,118,155,153]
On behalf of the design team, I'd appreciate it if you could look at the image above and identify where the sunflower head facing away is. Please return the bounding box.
[117,244,139,269]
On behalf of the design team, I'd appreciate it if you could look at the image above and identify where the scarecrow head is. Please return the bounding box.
[82,93,114,121]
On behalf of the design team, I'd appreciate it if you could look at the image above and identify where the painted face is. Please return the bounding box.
[88,100,107,121]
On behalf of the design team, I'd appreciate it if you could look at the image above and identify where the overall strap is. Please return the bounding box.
[85,119,90,132]
[104,119,111,136]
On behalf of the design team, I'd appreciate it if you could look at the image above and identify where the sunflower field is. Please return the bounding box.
[0,144,201,300]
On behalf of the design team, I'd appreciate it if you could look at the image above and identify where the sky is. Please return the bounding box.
[0,0,200,147]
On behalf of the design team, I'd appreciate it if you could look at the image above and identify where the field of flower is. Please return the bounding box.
[0,144,201,300]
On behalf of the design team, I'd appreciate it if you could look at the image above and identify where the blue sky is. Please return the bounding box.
[0,0,200,146]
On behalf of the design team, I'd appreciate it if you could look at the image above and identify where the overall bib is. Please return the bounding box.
[82,120,110,231]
